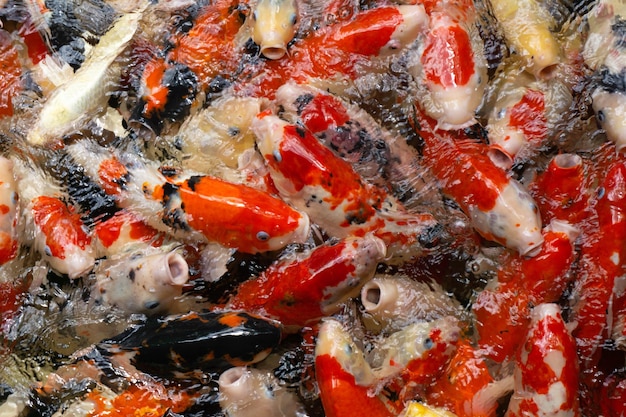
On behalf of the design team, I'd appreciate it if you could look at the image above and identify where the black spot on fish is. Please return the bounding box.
[186,175,203,192]
[295,94,314,115]
[295,126,307,138]
[598,67,626,93]
[613,17,626,49]
[128,269,135,282]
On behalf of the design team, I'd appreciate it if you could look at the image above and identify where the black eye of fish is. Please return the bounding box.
[257,231,270,241]
[423,338,433,350]
[597,109,606,123]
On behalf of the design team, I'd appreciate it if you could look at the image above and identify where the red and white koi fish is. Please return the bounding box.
[473,220,578,363]
[486,65,573,168]
[413,107,543,256]
[252,111,442,264]
[505,303,580,417]
[314,318,394,417]
[411,0,487,130]
[250,0,298,60]
[0,156,18,265]
[93,209,164,257]
[27,4,147,145]
[227,235,386,329]
[92,247,189,314]
[66,141,310,254]
[273,82,444,208]
[238,4,428,99]
[13,157,95,279]
[611,274,626,350]
[528,153,593,225]
[218,366,305,417]
[570,156,626,376]
[360,274,465,333]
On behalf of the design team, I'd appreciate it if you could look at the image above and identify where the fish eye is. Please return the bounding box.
[597,186,605,199]
[252,10,257,21]
[257,231,270,241]
[423,338,433,349]
[597,109,606,123]
[291,13,297,25]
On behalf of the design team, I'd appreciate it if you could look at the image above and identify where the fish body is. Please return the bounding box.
[473,220,578,363]
[505,303,580,417]
[27,5,146,145]
[239,4,428,98]
[97,311,282,378]
[66,141,310,254]
[251,0,298,59]
[228,235,386,329]
[414,107,543,256]
[490,0,561,78]
[314,318,394,417]
[93,209,164,257]
[0,157,18,265]
[529,153,592,225]
[413,0,487,130]
[253,111,442,263]
[0,30,23,118]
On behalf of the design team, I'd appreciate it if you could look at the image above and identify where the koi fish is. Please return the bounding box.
[505,303,580,417]
[133,0,247,131]
[412,0,488,130]
[250,0,298,59]
[424,339,514,417]
[528,153,593,225]
[570,157,626,377]
[93,209,164,257]
[273,82,444,208]
[0,156,18,265]
[218,366,305,417]
[473,220,578,363]
[252,111,443,263]
[238,4,429,98]
[600,372,626,417]
[370,316,461,387]
[0,30,22,118]
[227,235,386,329]
[27,4,147,145]
[413,106,543,256]
[97,311,282,379]
[66,140,310,254]
[360,274,465,333]
[13,157,95,279]
[314,318,394,417]
[92,247,189,314]
[490,0,561,78]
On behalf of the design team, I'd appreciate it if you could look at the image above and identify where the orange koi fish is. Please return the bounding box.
[66,141,310,254]
[253,111,442,264]
[505,303,580,417]
[0,157,18,265]
[413,0,487,130]
[93,209,164,257]
[473,220,578,363]
[413,106,543,256]
[238,4,428,99]
[228,235,386,329]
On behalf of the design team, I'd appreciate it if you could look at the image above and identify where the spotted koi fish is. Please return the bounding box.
[93,209,165,257]
[413,106,543,256]
[505,303,580,417]
[228,235,386,329]
[66,140,310,254]
[252,111,443,264]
